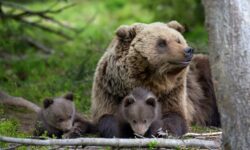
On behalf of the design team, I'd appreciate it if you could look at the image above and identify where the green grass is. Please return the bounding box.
[0,119,27,148]
[0,0,156,112]
[190,125,221,133]
[0,0,209,139]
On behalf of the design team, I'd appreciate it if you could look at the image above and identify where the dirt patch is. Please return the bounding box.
[0,105,37,134]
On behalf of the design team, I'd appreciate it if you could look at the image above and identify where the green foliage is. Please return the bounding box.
[105,146,112,150]
[0,119,26,147]
[191,125,221,133]
[148,140,158,150]
[0,119,19,137]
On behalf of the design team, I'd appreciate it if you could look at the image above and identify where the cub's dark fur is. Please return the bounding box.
[98,88,162,138]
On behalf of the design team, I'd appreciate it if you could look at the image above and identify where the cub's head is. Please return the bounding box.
[121,87,159,136]
[116,21,193,75]
[42,93,75,132]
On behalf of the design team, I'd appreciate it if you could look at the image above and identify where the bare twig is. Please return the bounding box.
[0,91,41,113]
[0,2,3,18]
[184,132,222,137]
[22,36,54,54]
[2,144,22,150]
[17,18,72,39]
[0,1,75,15]
[0,136,220,149]
[0,1,77,39]
[0,12,72,39]
[0,52,50,61]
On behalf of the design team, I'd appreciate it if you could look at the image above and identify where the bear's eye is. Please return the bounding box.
[68,115,72,119]
[133,120,137,124]
[143,120,147,123]
[58,118,64,122]
[157,39,167,48]
[176,38,181,44]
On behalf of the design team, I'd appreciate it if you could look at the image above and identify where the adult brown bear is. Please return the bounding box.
[91,21,220,137]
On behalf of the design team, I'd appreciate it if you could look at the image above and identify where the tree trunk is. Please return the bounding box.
[202,0,250,149]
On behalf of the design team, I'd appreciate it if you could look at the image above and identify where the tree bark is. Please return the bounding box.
[202,0,250,149]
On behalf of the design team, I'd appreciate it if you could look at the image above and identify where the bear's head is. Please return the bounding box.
[42,93,75,132]
[116,21,193,75]
[121,87,160,136]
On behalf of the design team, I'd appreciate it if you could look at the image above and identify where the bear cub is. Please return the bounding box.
[34,93,96,138]
[98,87,162,138]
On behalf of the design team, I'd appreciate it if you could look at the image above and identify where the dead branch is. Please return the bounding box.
[0,1,77,39]
[0,1,75,15]
[22,36,54,54]
[16,17,72,40]
[2,143,22,150]
[184,132,222,137]
[0,91,41,113]
[0,2,3,18]
[0,52,50,61]
[1,13,72,39]
[0,136,220,149]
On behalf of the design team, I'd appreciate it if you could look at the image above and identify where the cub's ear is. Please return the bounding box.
[116,23,144,42]
[146,97,156,107]
[64,92,74,101]
[123,97,135,107]
[43,98,54,109]
[166,20,185,33]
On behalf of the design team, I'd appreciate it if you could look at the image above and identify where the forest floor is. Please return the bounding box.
[0,104,222,150]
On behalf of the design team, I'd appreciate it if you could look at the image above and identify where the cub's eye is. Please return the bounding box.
[133,120,137,124]
[157,39,167,48]
[176,38,181,44]
[143,120,147,123]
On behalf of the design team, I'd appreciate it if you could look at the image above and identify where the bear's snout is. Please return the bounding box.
[184,47,194,60]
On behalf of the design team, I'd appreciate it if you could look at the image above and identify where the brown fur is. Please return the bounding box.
[34,93,97,138]
[187,55,220,126]
[119,87,161,137]
[91,21,220,136]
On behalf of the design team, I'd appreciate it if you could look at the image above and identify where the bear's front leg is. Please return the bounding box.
[98,114,120,138]
[144,120,163,138]
[161,113,188,136]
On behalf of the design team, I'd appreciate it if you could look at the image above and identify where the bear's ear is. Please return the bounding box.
[43,98,54,109]
[123,97,135,107]
[166,20,185,33]
[64,92,74,101]
[146,97,156,107]
[116,23,144,42]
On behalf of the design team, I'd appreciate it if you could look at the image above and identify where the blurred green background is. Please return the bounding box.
[0,0,208,137]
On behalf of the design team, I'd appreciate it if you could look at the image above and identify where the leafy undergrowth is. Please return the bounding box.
[0,109,28,148]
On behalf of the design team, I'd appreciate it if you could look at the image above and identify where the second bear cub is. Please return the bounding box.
[98,87,162,138]
[34,93,97,138]
[120,87,162,137]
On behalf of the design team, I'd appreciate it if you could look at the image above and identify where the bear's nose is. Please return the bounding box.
[184,47,194,59]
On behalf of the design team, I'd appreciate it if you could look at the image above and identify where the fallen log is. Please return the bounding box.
[0,136,220,149]
[0,91,40,113]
